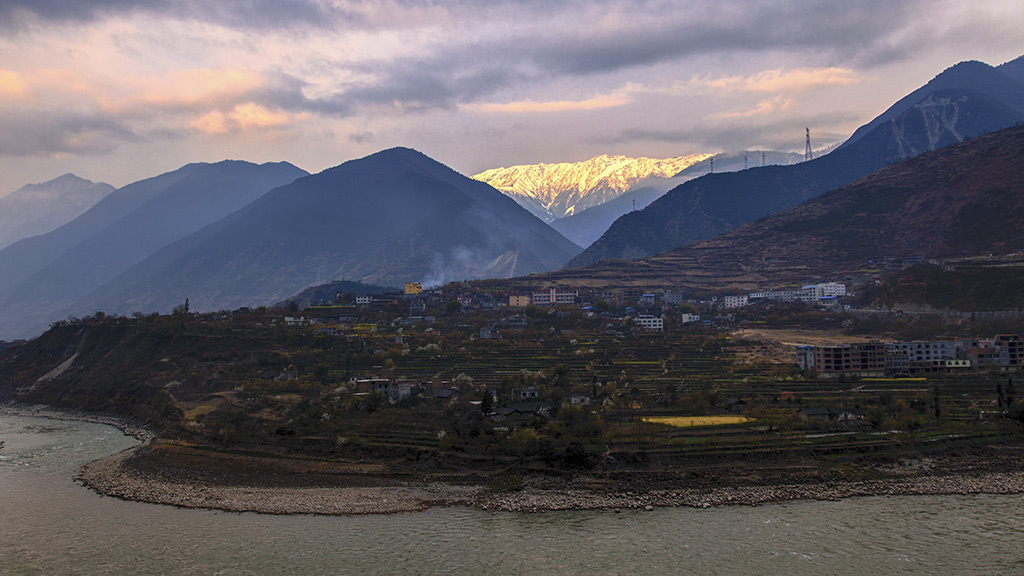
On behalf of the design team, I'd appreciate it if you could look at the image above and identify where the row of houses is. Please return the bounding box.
[796,334,1023,376]
[723,282,848,309]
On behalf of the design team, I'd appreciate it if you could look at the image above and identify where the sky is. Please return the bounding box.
[1,0,1022,192]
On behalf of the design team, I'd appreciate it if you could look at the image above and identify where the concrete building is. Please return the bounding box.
[797,342,886,377]
[531,288,578,306]
[635,314,664,331]
[508,294,531,307]
[722,295,748,308]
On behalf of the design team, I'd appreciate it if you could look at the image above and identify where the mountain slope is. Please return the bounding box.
[642,123,1024,285]
[0,161,308,339]
[550,186,666,248]
[537,124,1024,294]
[472,153,712,222]
[568,57,1024,268]
[72,148,581,317]
[0,174,114,250]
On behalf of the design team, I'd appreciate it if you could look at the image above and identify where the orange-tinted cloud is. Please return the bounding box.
[471,93,630,113]
[191,102,297,134]
[140,69,266,108]
[0,70,30,101]
[698,67,862,93]
[711,96,793,119]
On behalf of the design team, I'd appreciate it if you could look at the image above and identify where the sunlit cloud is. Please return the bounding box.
[711,96,793,119]
[0,70,30,100]
[139,69,266,109]
[191,103,298,134]
[471,93,630,113]
[696,67,863,93]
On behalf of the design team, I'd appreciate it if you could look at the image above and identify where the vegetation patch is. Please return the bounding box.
[643,415,753,428]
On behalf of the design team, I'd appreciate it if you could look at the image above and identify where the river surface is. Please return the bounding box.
[2,413,1024,575]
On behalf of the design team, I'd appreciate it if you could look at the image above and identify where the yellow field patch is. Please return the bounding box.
[184,404,217,421]
[643,415,753,428]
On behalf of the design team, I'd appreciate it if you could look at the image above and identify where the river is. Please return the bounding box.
[2,413,1023,575]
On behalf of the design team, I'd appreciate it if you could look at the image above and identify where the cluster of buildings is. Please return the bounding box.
[724,282,847,309]
[509,288,579,307]
[796,334,1023,377]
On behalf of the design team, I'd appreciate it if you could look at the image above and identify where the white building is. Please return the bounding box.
[722,295,748,308]
[635,315,664,331]
[803,282,846,299]
[681,313,701,324]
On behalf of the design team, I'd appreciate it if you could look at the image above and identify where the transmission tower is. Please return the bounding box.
[710,157,714,174]
[805,127,813,161]
[761,152,766,166]
[744,153,748,170]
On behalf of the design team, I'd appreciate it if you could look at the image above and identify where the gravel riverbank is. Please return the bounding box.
[7,404,1024,516]
[73,442,1024,516]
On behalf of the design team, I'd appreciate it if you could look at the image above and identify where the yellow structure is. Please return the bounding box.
[404,282,423,295]
[509,294,531,307]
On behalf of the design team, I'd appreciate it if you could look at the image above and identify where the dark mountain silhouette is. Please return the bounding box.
[0,174,114,250]
[0,160,308,339]
[568,57,1024,268]
[72,147,581,318]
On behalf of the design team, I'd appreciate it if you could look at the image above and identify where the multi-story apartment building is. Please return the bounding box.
[531,288,578,306]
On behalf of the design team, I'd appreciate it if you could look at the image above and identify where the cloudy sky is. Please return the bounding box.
[1,0,1022,191]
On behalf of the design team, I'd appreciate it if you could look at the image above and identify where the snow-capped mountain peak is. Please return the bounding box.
[472,153,712,221]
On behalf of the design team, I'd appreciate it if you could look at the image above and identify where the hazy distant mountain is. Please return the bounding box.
[472,153,712,222]
[0,174,113,250]
[998,54,1024,84]
[0,160,308,339]
[72,148,581,317]
[568,57,1024,268]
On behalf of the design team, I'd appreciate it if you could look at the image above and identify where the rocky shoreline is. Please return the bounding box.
[1,402,156,443]
[7,404,1024,516]
[74,442,1024,516]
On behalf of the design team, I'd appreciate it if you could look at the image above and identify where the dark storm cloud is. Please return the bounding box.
[0,111,139,156]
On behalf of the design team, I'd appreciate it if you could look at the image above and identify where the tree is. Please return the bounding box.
[480,389,493,414]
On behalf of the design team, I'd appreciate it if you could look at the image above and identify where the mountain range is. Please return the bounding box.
[568,57,1024,268]
[0,161,308,339]
[0,174,114,250]
[67,148,580,324]
[472,153,712,222]
[517,123,1024,293]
